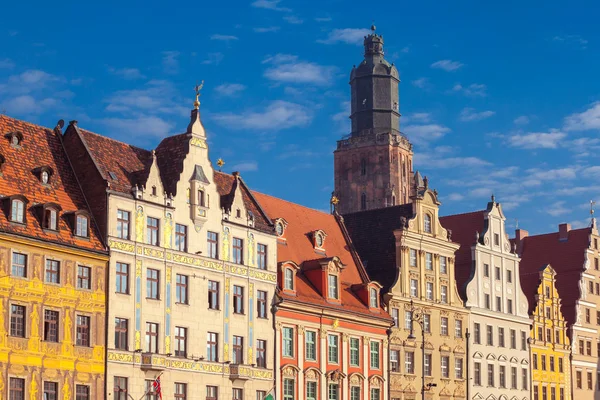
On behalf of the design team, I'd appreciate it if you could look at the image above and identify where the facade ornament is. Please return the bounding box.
[332,318,340,330]
[194,81,204,109]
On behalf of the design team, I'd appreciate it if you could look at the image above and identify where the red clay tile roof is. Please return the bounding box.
[155,133,190,197]
[342,205,414,293]
[252,191,390,320]
[518,227,591,328]
[439,210,485,300]
[0,115,105,252]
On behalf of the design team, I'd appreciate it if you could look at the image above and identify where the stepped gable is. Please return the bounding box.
[439,210,485,300]
[518,227,590,326]
[342,204,413,293]
[0,115,104,251]
[253,191,390,320]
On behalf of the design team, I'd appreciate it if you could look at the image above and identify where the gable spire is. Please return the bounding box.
[187,81,206,137]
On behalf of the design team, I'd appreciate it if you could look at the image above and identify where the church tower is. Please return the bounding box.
[334,26,413,214]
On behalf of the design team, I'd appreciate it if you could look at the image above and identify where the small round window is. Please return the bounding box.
[41,171,49,184]
[316,233,324,247]
[275,222,284,236]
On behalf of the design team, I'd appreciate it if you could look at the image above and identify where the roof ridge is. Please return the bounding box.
[0,114,53,131]
[440,209,486,219]
[525,226,591,239]
[251,189,332,216]
[79,127,152,154]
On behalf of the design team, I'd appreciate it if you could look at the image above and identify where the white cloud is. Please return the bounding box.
[526,167,577,181]
[283,15,303,24]
[447,193,464,201]
[108,67,145,80]
[513,115,530,125]
[403,113,431,124]
[210,34,239,41]
[546,201,571,217]
[582,166,600,178]
[431,59,464,71]
[415,153,492,169]
[263,55,336,85]
[162,51,180,74]
[263,54,298,64]
[403,124,451,146]
[317,28,371,45]
[253,26,280,33]
[553,35,588,50]
[214,83,247,97]
[315,17,332,22]
[104,80,187,116]
[0,59,15,69]
[251,0,291,12]
[201,52,224,65]
[460,107,495,122]
[507,131,566,149]
[212,101,312,131]
[469,188,493,198]
[564,102,600,131]
[451,83,487,97]
[412,77,431,89]
[230,161,258,172]
[101,115,172,138]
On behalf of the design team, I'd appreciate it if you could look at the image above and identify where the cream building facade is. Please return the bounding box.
[441,199,531,400]
[63,97,277,399]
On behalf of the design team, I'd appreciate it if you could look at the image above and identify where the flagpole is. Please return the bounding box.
[137,372,164,400]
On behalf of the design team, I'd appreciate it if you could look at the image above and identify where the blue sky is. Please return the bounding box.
[2,0,600,235]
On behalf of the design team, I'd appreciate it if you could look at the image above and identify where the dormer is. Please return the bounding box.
[303,256,345,303]
[312,229,327,251]
[38,202,62,231]
[280,261,300,295]
[71,210,91,238]
[190,164,210,224]
[274,218,289,241]
[352,281,383,312]
[141,150,166,205]
[4,194,29,224]
[6,131,23,148]
[33,166,54,186]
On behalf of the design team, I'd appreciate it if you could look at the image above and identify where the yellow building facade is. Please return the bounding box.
[529,265,571,400]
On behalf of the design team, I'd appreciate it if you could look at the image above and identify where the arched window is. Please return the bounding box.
[424,214,432,233]
[360,158,367,176]
[369,288,378,308]
[284,268,294,290]
[392,195,396,206]
[76,214,89,237]
[11,199,24,223]
[361,193,367,211]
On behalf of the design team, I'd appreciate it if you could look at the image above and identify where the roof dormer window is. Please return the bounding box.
[424,213,432,233]
[284,268,294,290]
[34,166,54,185]
[44,206,59,231]
[276,221,284,236]
[313,229,327,250]
[281,262,299,294]
[369,287,378,308]
[8,131,23,148]
[75,213,89,238]
[151,186,157,196]
[274,218,289,240]
[11,198,25,223]
[41,170,49,184]
[328,273,339,300]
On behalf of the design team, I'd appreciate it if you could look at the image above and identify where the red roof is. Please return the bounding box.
[252,191,390,320]
[0,115,104,252]
[518,227,591,328]
[439,210,485,300]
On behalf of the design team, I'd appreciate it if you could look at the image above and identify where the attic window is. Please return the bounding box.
[284,268,294,290]
[198,189,206,207]
[275,221,285,237]
[43,206,59,231]
[424,214,432,233]
[152,186,157,196]
[369,287,378,308]
[11,199,25,223]
[8,131,23,148]
[75,213,89,238]
[109,171,117,180]
[328,274,339,300]
[313,230,327,249]
[236,209,241,218]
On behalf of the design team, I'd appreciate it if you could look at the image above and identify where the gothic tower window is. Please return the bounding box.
[360,158,367,176]
[361,193,367,211]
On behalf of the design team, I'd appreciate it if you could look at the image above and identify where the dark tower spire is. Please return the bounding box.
[334,26,414,214]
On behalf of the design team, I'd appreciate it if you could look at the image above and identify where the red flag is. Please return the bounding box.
[152,376,162,400]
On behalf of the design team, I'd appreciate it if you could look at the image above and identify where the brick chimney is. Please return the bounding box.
[559,223,571,241]
[515,229,529,253]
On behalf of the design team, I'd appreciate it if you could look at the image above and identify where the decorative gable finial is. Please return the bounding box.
[591,200,597,229]
[194,81,204,110]
[491,193,495,204]
[330,192,339,214]
[217,158,225,172]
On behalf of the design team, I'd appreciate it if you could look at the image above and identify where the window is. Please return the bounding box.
[305,331,317,361]
[77,266,91,290]
[424,353,432,376]
[587,340,592,356]
[560,388,564,400]
[146,268,159,299]
[208,280,219,310]
[10,377,25,400]
[484,263,490,277]
[284,268,294,290]
[423,314,430,333]
[174,383,187,400]
[175,327,187,357]
[507,299,513,314]
[329,384,339,400]
[145,380,156,400]
[499,327,505,347]
[256,339,267,367]
[11,252,27,277]
[486,325,493,345]
[484,294,490,309]
[145,322,158,353]
[258,391,267,400]
[588,371,593,389]
[405,311,412,330]
[76,315,90,346]
[328,334,339,363]
[559,357,563,373]
[410,279,418,297]
[405,351,414,374]
[257,244,267,270]
[233,335,244,364]
[391,308,399,327]
[370,340,380,369]
[198,189,206,207]
[175,224,187,252]
[533,354,538,369]
[207,332,218,361]
[545,286,550,297]
[440,285,448,303]
[45,259,60,284]
[534,387,539,400]
[499,365,506,388]
[369,288,378,308]
[350,337,360,366]
[350,386,360,400]
[496,296,502,312]
[541,355,546,370]
[511,366,517,389]
[44,310,59,342]
[474,323,481,344]
[576,371,582,389]
[425,252,433,270]
[11,199,24,223]
[455,319,463,338]
[116,262,129,294]
[426,282,433,300]
[76,214,89,237]
[474,362,481,386]
[256,290,268,319]
[283,379,294,400]
[424,214,432,233]
[175,274,188,304]
[510,329,516,349]
[207,231,218,259]
[495,266,501,280]
[488,364,495,387]
[233,389,243,400]
[441,317,448,335]
[409,249,417,267]
[115,318,128,350]
[507,269,512,283]
[551,388,556,400]
[390,350,399,372]
[550,356,555,371]
[370,388,380,400]
[494,233,500,246]
[521,331,527,350]
[116,210,130,239]
[233,285,244,314]
[146,217,159,246]
[44,208,58,230]
[455,358,464,379]
[522,369,528,390]
[206,386,218,400]
[440,256,447,274]
[114,377,128,400]
[307,382,318,400]
[328,274,339,299]
[76,385,90,400]
[441,355,449,378]
[283,327,294,357]
[233,237,244,264]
